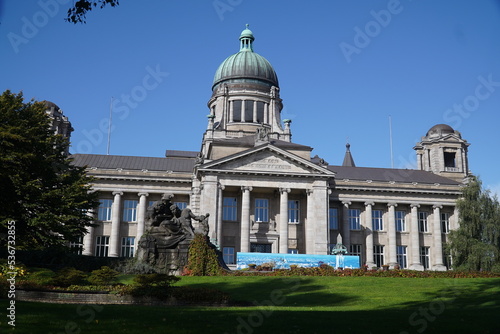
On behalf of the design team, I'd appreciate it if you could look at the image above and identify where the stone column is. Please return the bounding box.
[409,204,424,270]
[82,209,95,256]
[364,202,375,268]
[216,184,225,245]
[136,192,149,244]
[264,103,268,124]
[456,148,463,172]
[229,100,234,122]
[432,205,447,271]
[342,201,351,249]
[305,189,315,254]
[387,203,398,268]
[109,191,123,257]
[253,101,258,123]
[279,188,290,253]
[241,99,246,122]
[240,186,252,253]
[417,153,422,170]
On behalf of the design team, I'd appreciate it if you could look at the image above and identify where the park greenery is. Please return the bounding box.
[447,176,500,272]
[0,90,98,251]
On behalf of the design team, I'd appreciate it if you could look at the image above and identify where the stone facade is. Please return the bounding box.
[69,27,470,271]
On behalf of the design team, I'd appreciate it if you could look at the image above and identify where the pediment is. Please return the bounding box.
[199,145,335,177]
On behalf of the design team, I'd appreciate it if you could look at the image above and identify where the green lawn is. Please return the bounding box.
[1,276,499,334]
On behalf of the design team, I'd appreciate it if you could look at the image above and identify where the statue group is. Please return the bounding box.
[136,193,210,274]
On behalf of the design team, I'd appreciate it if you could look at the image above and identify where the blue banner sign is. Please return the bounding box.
[236,252,360,270]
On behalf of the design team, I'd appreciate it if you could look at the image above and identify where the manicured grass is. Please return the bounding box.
[1,276,499,333]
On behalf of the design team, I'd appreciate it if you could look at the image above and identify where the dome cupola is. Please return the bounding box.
[212,24,279,90]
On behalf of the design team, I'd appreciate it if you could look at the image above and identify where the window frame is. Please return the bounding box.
[288,200,300,224]
[396,245,408,269]
[223,247,235,264]
[373,245,385,268]
[222,197,238,221]
[255,198,269,223]
[348,209,361,230]
[395,210,406,232]
[121,236,135,257]
[441,212,450,234]
[122,199,138,222]
[329,208,339,230]
[372,209,384,231]
[95,236,109,257]
[418,211,428,233]
[420,246,430,270]
[97,199,113,221]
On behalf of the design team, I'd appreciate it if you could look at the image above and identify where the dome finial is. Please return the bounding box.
[239,24,254,51]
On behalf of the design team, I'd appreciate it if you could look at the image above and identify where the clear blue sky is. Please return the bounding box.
[1,0,499,196]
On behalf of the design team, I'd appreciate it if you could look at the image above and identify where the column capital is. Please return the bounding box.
[306,189,313,196]
[364,202,375,207]
[279,187,291,194]
[241,186,253,192]
[433,204,443,210]
[112,191,123,196]
[342,201,351,207]
[387,202,398,208]
[410,203,420,209]
[138,192,149,197]
[218,183,225,190]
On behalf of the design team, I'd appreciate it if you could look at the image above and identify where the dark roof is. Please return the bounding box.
[71,154,195,173]
[342,144,356,167]
[165,150,199,158]
[213,135,312,151]
[328,165,460,185]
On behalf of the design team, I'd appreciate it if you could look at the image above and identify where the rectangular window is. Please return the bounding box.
[288,200,300,224]
[222,197,237,221]
[396,245,408,269]
[372,210,384,231]
[329,208,338,229]
[288,249,298,254]
[223,247,235,264]
[174,202,188,210]
[441,213,450,233]
[121,237,135,257]
[122,200,138,222]
[396,210,406,232]
[255,199,269,222]
[418,211,428,233]
[420,246,430,270]
[350,244,362,267]
[374,245,384,268]
[349,209,361,230]
[97,199,112,221]
[69,236,83,255]
[95,236,109,257]
[250,243,272,253]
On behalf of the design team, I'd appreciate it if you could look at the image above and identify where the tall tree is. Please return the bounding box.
[66,0,120,24]
[0,90,98,250]
[447,176,500,271]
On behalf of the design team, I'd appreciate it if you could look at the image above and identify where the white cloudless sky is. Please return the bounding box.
[1,0,500,196]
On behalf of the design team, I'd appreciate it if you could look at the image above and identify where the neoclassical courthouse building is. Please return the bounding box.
[51,26,471,270]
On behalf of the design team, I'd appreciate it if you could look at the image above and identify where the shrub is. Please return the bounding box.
[50,267,87,287]
[87,266,119,285]
[186,234,224,276]
[119,273,180,300]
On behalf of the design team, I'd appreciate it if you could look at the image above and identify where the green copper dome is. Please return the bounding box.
[212,25,279,90]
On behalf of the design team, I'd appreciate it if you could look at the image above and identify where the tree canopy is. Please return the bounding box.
[0,90,98,250]
[66,0,120,24]
[447,176,500,272]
